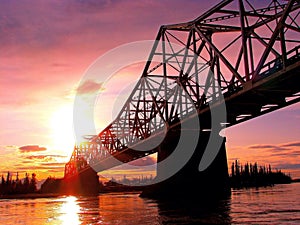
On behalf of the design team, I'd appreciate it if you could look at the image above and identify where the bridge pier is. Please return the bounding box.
[141,128,230,200]
[62,165,100,195]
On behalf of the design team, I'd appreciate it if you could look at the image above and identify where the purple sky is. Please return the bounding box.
[0,0,299,179]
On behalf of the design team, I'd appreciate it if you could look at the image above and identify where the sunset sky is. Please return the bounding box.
[0,0,299,181]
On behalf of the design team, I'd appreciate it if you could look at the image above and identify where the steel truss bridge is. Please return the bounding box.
[65,0,300,178]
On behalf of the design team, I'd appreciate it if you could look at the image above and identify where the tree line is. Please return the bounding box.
[0,172,37,195]
[230,160,292,188]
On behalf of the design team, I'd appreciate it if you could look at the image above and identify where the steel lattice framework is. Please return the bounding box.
[65,0,300,178]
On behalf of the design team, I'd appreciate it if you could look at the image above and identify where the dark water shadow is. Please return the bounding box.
[152,196,232,225]
[72,194,232,224]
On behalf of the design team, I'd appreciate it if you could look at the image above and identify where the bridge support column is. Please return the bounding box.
[63,164,100,195]
[141,130,230,200]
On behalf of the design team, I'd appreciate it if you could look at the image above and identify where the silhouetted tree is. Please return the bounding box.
[6,172,11,185]
[235,160,240,176]
[231,162,235,177]
[1,175,4,184]
[0,175,4,193]
[29,173,37,193]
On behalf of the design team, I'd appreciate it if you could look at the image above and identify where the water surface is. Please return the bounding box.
[0,183,299,224]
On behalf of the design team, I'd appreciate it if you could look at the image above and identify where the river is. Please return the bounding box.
[0,183,299,224]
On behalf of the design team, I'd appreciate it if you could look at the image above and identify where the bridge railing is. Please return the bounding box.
[255,45,300,81]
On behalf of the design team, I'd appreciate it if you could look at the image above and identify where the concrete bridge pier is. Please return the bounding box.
[141,127,230,200]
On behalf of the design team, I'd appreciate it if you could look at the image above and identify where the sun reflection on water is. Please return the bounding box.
[59,196,81,225]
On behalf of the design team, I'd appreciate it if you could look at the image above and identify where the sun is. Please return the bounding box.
[50,106,75,156]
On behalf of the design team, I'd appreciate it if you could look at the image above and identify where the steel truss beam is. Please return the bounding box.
[65,0,300,177]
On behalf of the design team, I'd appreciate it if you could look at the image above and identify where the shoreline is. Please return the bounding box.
[1,181,299,200]
[0,193,63,200]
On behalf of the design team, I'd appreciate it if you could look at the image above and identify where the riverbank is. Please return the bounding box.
[0,193,62,199]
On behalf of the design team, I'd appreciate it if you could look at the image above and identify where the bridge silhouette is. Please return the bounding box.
[64,0,300,198]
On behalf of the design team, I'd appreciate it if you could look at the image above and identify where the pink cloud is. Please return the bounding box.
[128,156,156,166]
[76,79,104,95]
[24,155,67,163]
[19,145,47,152]
[281,141,300,148]
[248,144,287,151]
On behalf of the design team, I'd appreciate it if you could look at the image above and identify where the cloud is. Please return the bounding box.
[0,145,18,153]
[41,162,66,167]
[249,144,275,149]
[228,140,300,178]
[275,163,300,170]
[13,162,65,171]
[24,155,52,160]
[248,144,287,151]
[228,157,239,161]
[249,142,300,155]
[128,156,156,166]
[19,145,47,152]
[46,169,65,173]
[281,142,300,148]
[14,165,64,171]
[271,148,300,157]
[100,166,156,179]
[24,154,68,161]
[76,79,104,95]
[50,63,70,68]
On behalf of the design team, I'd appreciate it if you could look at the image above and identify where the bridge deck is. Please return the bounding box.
[65,0,300,177]
[78,56,300,173]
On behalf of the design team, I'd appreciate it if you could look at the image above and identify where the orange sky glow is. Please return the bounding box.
[0,0,299,181]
